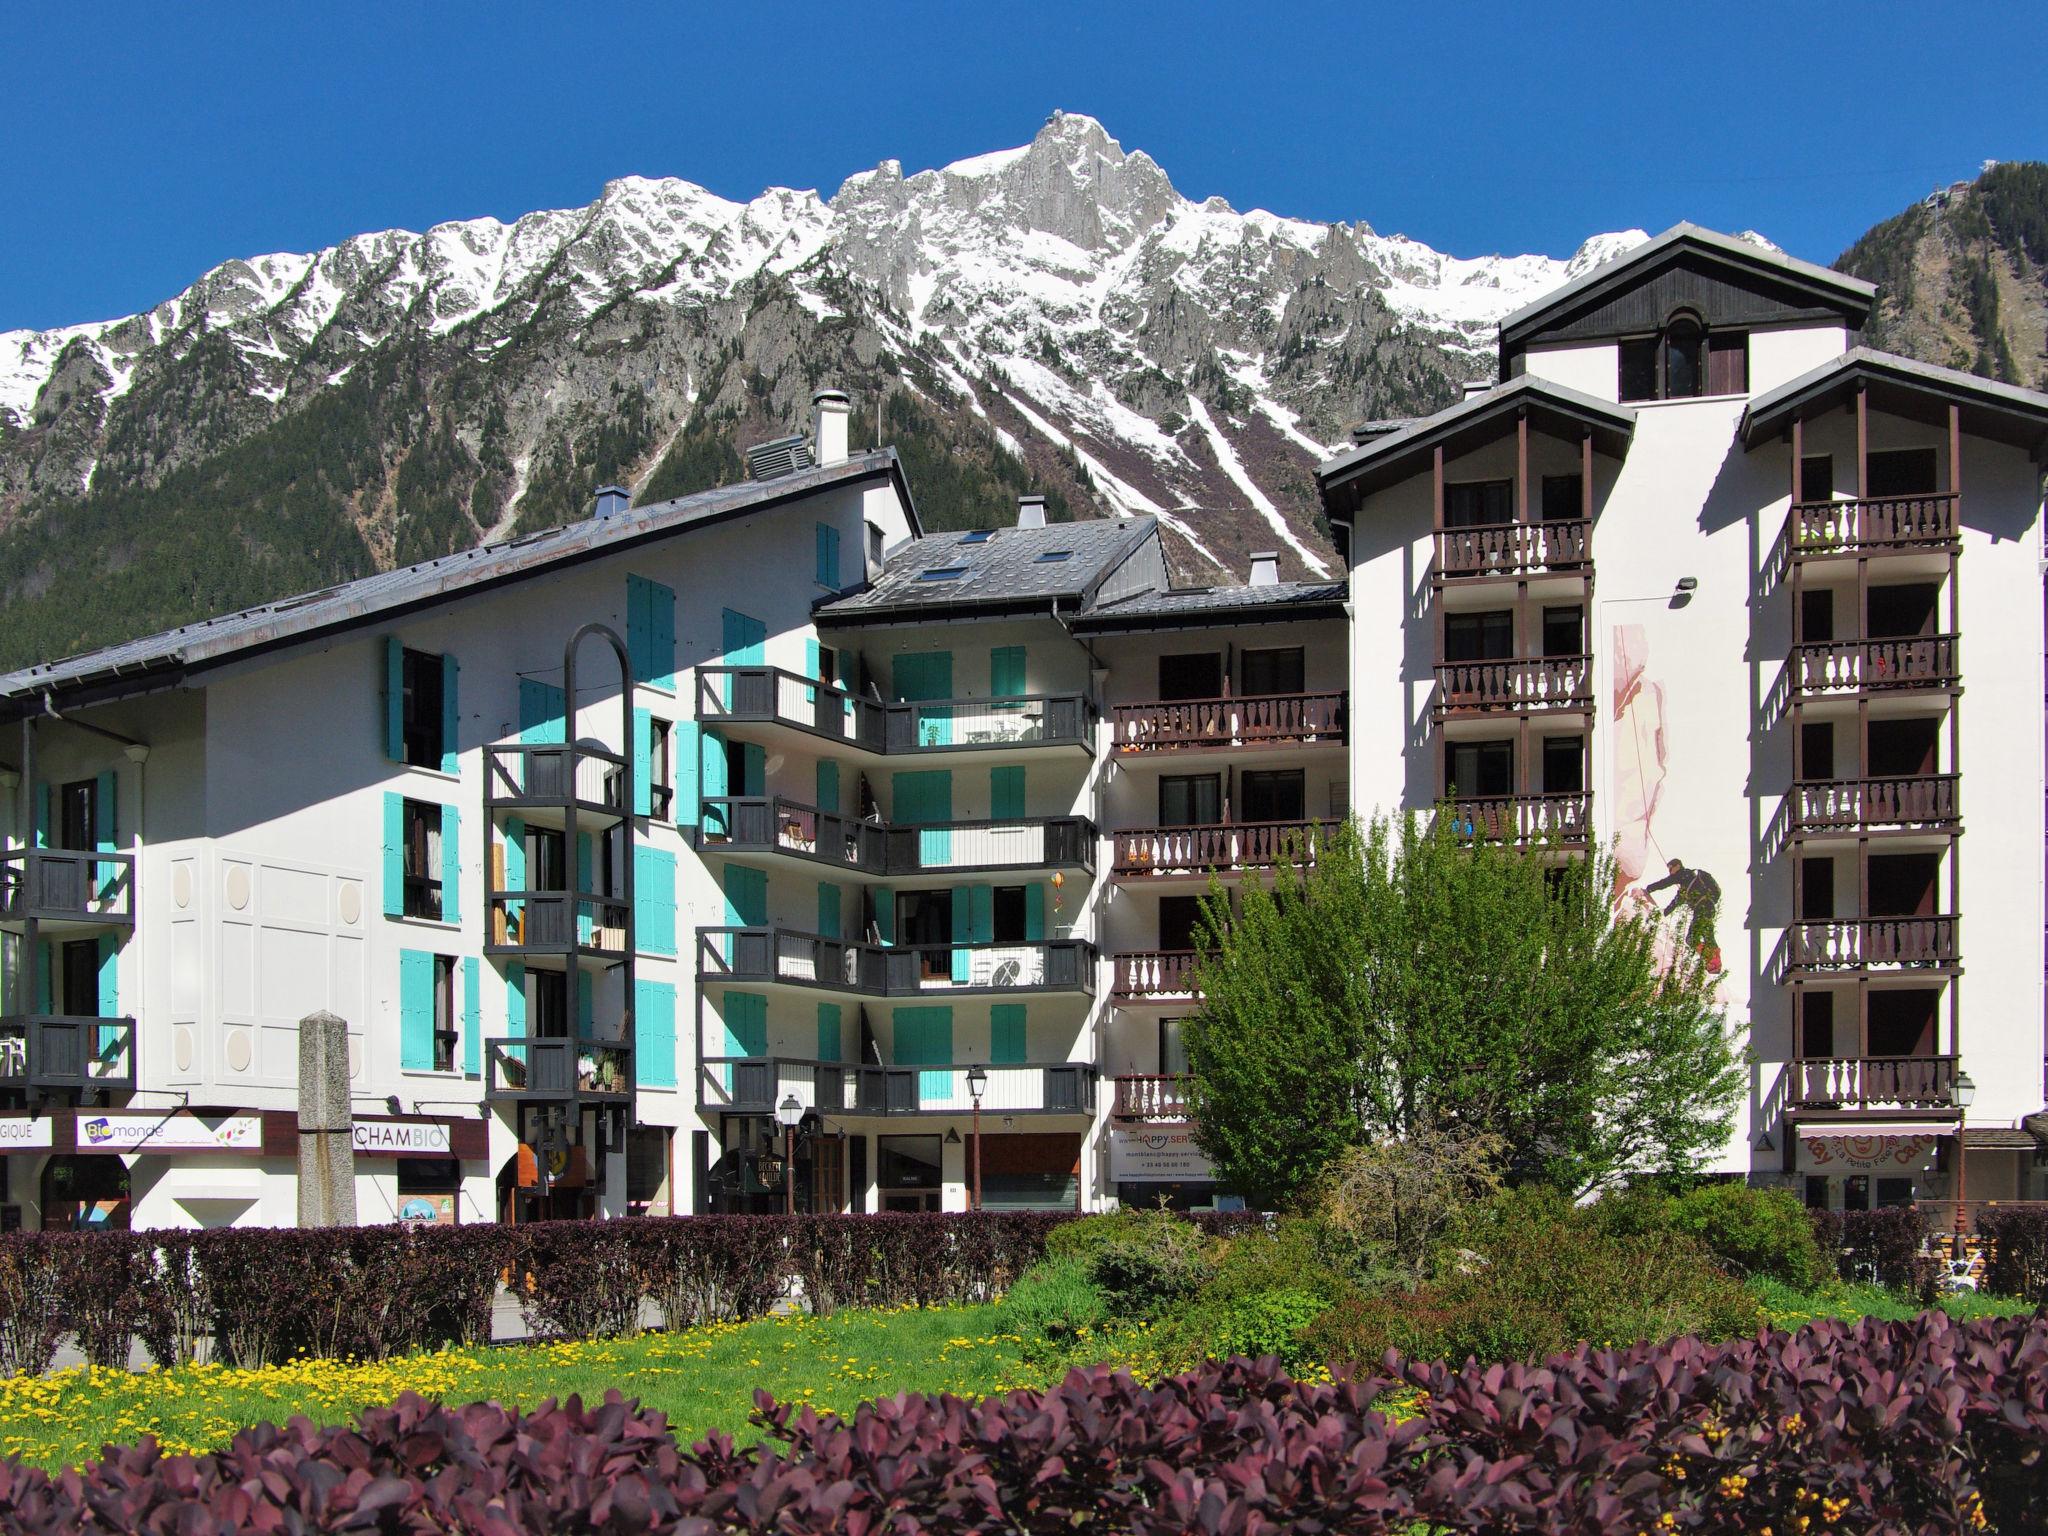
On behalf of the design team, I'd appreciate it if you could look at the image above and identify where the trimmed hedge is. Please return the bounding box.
[0,1213,1080,1369]
[1979,1204,2048,1303]
[0,1310,2040,1532]
[1808,1203,1939,1296]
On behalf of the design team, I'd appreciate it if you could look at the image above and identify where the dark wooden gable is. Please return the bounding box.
[1506,249,1865,356]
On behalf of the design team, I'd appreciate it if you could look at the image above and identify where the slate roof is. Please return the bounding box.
[1068,580,1347,631]
[815,516,1156,622]
[0,452,911,714]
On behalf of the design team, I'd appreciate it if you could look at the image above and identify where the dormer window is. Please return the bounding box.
[1619,312,1747,402]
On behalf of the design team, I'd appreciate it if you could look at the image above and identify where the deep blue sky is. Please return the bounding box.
[3,0,2041,333]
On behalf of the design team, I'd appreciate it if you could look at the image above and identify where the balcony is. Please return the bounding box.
[485,892,631,966]
[484,743,629,825]
[1784,776,1959,839]
[0,850,135,928]
[1110,692,1346,754]
[1434,520,1590,579]
[0,1016,136,1095]
[1775,916,1959,977]
[1788,636,1959,698]
[484,1036,633,1104]
[1780,494,1959,564]
[1433,656,1592,716]
[696,797,1095,879]
[1785,1055,1959,1113]
[1111,1073,1190,1121]
[1111,950,1201,1002]
[1441,792,1592,849]
[695,667,1094,756]
[1112,820,1342,879]
[699,1056,1096,1117]
[697,928,1098,998]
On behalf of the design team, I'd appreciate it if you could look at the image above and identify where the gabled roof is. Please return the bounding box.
[1498,223,1875,354]
[1067,579,1347,632]
[815,517,1157,624]
[0,451,914,717]
[1741,347,2048,457]
[1314,375,1636,515]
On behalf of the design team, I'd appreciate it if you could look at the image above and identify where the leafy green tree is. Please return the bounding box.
[1182,812,1741,1208]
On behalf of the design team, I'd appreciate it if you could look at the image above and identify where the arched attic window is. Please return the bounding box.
[1619,309,1747,401]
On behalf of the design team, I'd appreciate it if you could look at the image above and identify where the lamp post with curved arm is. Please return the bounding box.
[966,1064,988,1212]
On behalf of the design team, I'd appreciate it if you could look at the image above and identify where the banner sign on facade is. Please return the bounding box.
[1109,1124,1215,1182]
[1799,1133,1940,1171]
[0,1118,54,1152]
[76,1112,265,1155]
[352,1120,453,1157]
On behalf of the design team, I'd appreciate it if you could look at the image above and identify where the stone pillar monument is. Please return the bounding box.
[297,1010,357,1227]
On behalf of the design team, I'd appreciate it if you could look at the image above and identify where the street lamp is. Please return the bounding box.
[1953,1070,1977,1240]
[776,1093,804,1216]
[966,1064,989,1212]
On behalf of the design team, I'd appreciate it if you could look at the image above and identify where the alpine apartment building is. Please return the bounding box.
[1,223,2043,1230]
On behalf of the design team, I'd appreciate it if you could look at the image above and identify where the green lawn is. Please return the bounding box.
[1750,1276,2034,1330]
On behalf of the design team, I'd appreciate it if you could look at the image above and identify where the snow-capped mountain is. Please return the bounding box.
[0,112,1649,664]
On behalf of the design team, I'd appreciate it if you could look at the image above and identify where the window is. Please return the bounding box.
[1033,550,1072,564]
[59,939,98,1017]
[959,530,992,544]
[1539,474,1583,522]
[432,954,458,1072]
[530,969,569,1039]
[1540,736,1583,794]
[397,1157,460,1199]
[894,890,953,963]
[1707,332,1749,395]
[1444,480,1511,527]
[1444,611,1513,662]
[1801,720,1835,780]
[1239,770,1304,823]
[1159,896,1206,951]
[1866,582,1938,638]
[1619,339,1659,403]
[1160,1018,1190,1075]
[1800,856,1834,920]
[1159,775,1222,826]
[1866,448,1939,499]
[917,566,967,582]
[1541,605,1583,658]
[1799,588,1832,644]
[1800,455,1835,503]
[1869,989,1939,1057]
[526,826,566,893]
[1619,316,1747,402]
[401,799,444,920]
[992,886,1027,943]
[1238,647,1304,696]
[865,521,885,570]
[877,1134,944,1207]
[57,779,96,852]
[648,718,674,820]
[1446,740,1513,798]
[1661,316,1704,398]
[1157,652,1222,701]
[1800,990,1834,1059]
[400,648,445,769]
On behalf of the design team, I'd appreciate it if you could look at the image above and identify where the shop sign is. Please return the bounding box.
[76,1112,264,1154]
[397,1194,456,1226]
[1799,1133,1939,1171]
[352,1121,452,1157]
[0,1118,54,1152]
[1109,1124,1214,1182]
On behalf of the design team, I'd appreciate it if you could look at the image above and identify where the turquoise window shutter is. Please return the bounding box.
[968,884,994,942]
[991,766,1025,820]
[576,834,593,943]
[398,949,434,1070]
[817,1002,842,1062]
[673,721,703,827]
[94,768,119,900]
[893,651,954,746]
[894,1005,953,1104]
[440,805,461,923]
[724,864,767,926]
[950,889,972,984]
[506,963,527,1035]
[725,991,767,1055]
[462,957,481,1075]
[990,645,1026,699]
[804,637,820,705]
[893,770,952,866]
[636,979,677,1088]
[634,846,676,956]
[627,575,651,683]
[817,882,840,940]
[701,728,729,836]
[504,816,526,888]
[720,609,766,703]
[381,792,404,918]
[650,580,675,691]
[383,638,405,761]
[519,679,565,744]
[632,708,653,817]
[990,1003,1027,1065]
[741,743,766,797]
[577,970,593,1033]
[96,935,121,1058]
[439,654,460,774]
[1025,881,1046,941]
[816,759,840,814]
[815,524,840,587]
[875,892,895,946]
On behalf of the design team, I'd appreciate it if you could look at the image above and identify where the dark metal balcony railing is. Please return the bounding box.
[1112,1073,1191,1121]
[695,668,1094,756]
[1777,916,1959,975]
[1789,635,1959,696]
[486,892,630,954]
[1787,775,1959,836]
[1433,656,1592,714]
[1112,820,1342,877]
[697,928,1097,997]
[484,743,628,815]
[1784,494,1959,561]
[699,1056,1095,1116]
[0,1016,136,1093]
[1434,519,1590,578]
[1111,692,1346,753]
[697,796,1095,877]
[882,695,1093,754]
[1111,950,1201,999]
[697,667,884,750]
[484,1036,633,1103]
[0,849,135,925]
[1441,792,1592,847]
[1787,1055,1958,1111]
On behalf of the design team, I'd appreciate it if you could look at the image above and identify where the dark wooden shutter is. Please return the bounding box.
[1707,332,1748,395]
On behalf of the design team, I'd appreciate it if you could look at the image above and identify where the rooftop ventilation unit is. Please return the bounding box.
[745,434,816,482]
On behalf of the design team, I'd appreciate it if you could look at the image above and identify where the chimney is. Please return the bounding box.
[1249,551,1280,587]
[1460,379,1494,400]
[593,485,630,520]
[1016,494,1048,529]
[812,388,851,466]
